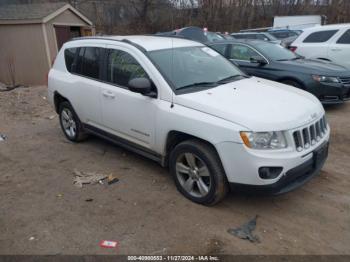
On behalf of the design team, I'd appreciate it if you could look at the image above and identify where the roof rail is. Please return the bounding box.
[68,36,147,53]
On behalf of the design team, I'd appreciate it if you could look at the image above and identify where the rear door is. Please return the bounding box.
[66,45,105,126]
[99,45,157,149]
[328,28,350,69]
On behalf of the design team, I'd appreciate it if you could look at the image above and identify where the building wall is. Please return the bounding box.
[0,9,93,86]
[45,9,92,63]
[0,23,49,85]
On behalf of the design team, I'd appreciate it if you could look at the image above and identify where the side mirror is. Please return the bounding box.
[250,56,267,65]
[128,77,157,98]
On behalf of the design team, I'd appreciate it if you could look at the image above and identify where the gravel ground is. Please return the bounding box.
[0,85,349,255]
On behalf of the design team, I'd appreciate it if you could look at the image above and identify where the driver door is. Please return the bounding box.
[99,46,157,149]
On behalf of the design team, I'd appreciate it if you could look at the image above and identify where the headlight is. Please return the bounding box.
[240,131,287,150]
[312,75,340,83]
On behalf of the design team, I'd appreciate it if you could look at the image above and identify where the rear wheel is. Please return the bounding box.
[169,140,228,205]
[59,101,88,142]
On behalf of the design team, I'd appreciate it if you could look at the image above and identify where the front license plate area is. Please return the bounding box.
[313,143,329,168]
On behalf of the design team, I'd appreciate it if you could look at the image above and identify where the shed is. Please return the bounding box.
[0,2,94,86]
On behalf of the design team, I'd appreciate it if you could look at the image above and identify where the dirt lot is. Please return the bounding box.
[0,85,349,255]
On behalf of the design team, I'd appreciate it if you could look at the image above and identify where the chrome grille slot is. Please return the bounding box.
[292,115,328,151]
[293,131,303,151]
[320,118,324,133]
[302,128,310,149]
[310,124,316,145]
[315,121,321,140]
[340,77,350,85]
[322,115,327,131]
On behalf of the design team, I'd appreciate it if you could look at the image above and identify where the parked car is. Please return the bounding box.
[268,29,302,48]
[155,26,226,43]
[216,32,236,40]
[231,32,282,45]
[268,29,302,39]
[48,36,329,205]
[209,40,350,104]
[290,24,350,69]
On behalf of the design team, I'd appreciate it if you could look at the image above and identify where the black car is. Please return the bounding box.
[231,32,282,45]
[208,40,350,104]
[155,26,228,43]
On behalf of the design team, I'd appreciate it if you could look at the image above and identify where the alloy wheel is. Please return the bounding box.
[175,153,211,198]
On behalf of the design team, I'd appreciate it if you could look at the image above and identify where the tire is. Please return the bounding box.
[169,139,229,206]
[282,79,303,89]
[58,101,88,142]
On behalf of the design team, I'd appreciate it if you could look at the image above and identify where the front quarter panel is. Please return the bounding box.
[155,100,245,155]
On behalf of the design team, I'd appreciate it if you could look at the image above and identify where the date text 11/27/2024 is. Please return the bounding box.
[127,256,220,261]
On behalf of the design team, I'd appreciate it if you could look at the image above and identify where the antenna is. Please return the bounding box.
[170,37,174,109]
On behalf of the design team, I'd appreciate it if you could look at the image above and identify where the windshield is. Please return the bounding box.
[149,46,244,91]
[255,42,298,61]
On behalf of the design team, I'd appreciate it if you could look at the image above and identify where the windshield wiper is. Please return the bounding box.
[277,56,303,62]
[291,56,304,60]
[216,74,244,84]
[176,82,218,90]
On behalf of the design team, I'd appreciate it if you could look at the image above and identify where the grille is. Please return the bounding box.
[293,115,328,152]
[339,77,350,85]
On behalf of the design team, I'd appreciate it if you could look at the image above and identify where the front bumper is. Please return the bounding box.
[229,142,329,195]
[215,127,330,193]
[310,82,350,105]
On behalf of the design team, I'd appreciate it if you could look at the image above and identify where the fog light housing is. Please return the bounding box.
[259,167,283,179]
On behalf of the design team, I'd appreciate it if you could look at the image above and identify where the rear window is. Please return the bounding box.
[337,29,350,44]
[233,34,253,39]
[64,48,77,73]
[75,47,102,80]
[303,30,338,43]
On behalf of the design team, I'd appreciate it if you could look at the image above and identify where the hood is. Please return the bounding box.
[277,58,349,75]
[174,77,324,131]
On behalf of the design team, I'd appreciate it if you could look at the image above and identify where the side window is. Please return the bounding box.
[75,47,84,74]
[229,44,261,61]
[64,48,77,73]
[337,29,350,44]
[107,49,148,88]
[210,44,227,56]
[245,34,257,39]
[303,30,338,43]
[256,34,268,41]
[75,47,102,80]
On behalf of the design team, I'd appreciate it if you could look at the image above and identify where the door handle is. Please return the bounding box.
[331,48,342,51]
[102,90,116,99]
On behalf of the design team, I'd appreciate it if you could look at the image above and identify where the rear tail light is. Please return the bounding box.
[289,46,298,52]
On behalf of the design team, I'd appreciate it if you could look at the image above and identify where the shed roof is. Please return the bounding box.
[0,2,93,25]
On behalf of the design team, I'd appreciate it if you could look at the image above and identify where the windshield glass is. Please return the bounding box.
[149,46,243,91]
[255,42,298,61]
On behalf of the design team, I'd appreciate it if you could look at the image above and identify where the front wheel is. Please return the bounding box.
[169,140,229,206]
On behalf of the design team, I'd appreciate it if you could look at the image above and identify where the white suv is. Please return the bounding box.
[291,24,350,69]
[48,36,330,205]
